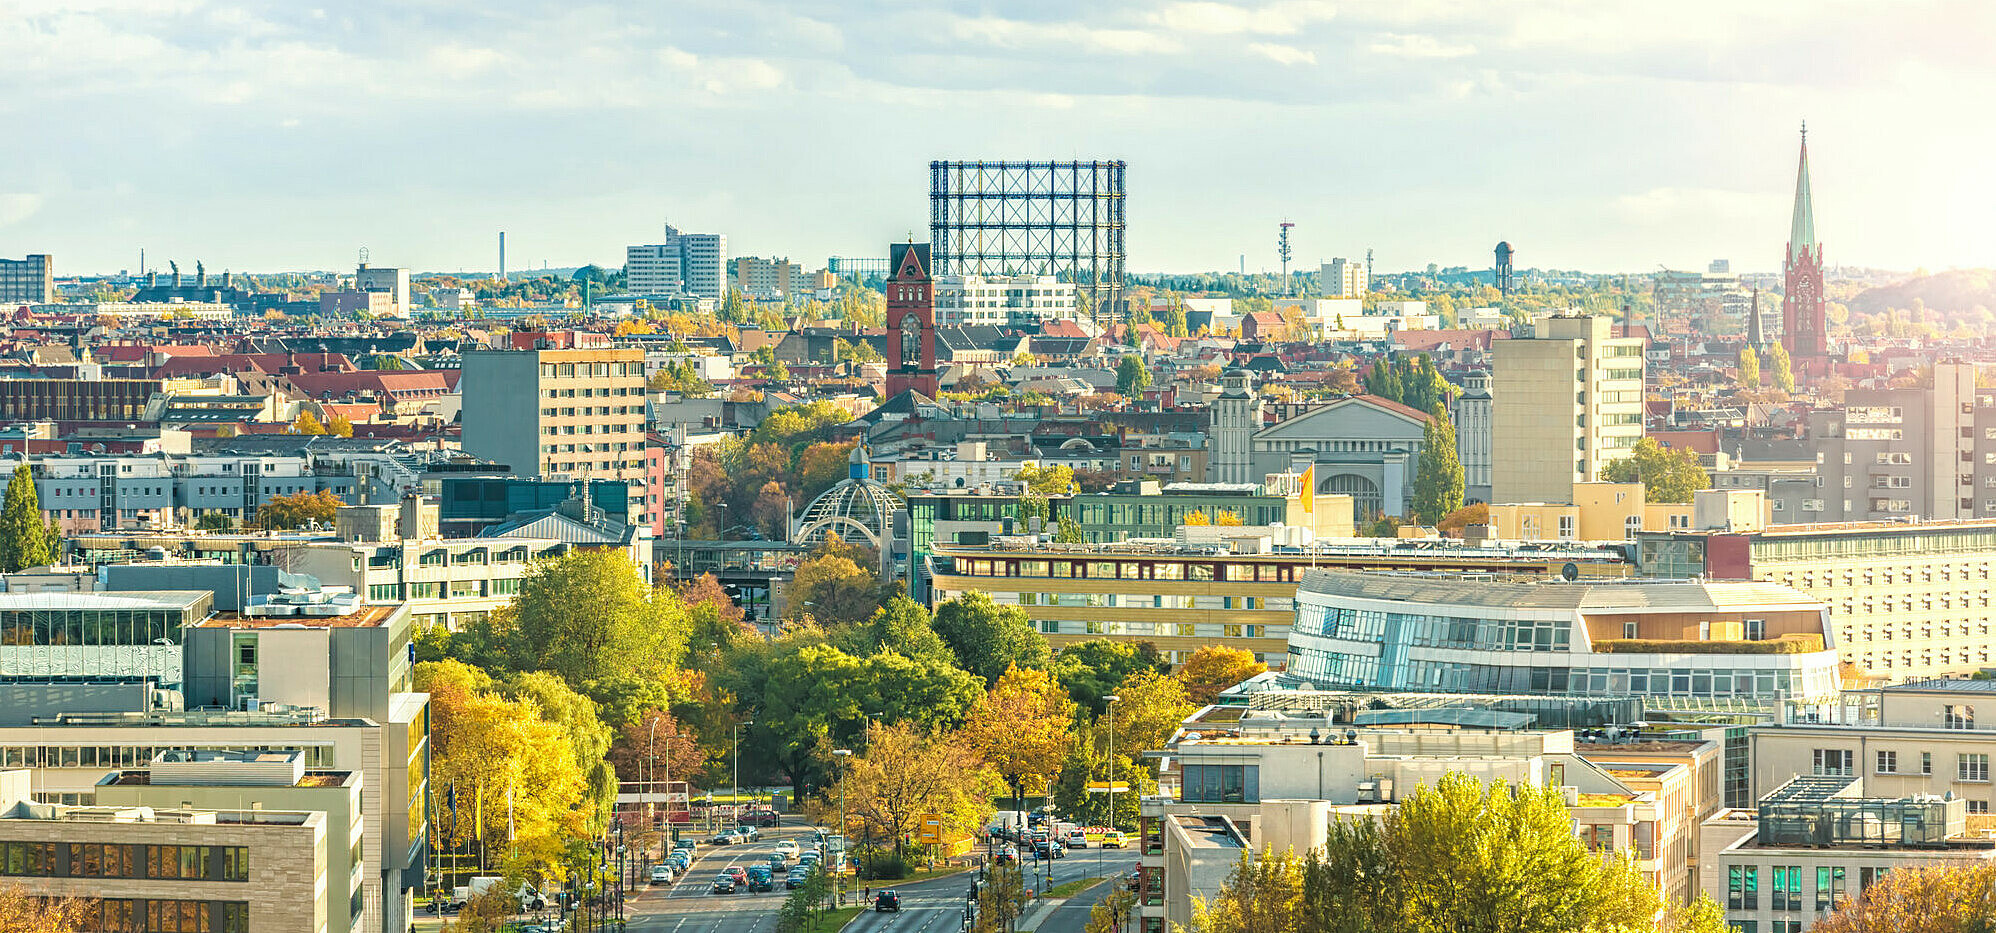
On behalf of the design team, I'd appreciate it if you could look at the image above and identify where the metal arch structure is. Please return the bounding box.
[792,478,905,553]
[929,160,1127,323]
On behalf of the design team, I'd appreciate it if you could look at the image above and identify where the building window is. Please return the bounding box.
[1876,750,1898,774]
[1924,752,1934,775]
[1947,705,1976,730]
[1179,764,1259,803]
[1579,824,1613,852]
[1960,753,1989,783]
[1728,865,1759,910]
[1812,749,1853,777]
[1771,865,1803,911]
[1816,865,1845,911]
[1972,801,1991,814]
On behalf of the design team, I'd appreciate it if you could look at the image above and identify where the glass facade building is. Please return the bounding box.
[0,592,213,684]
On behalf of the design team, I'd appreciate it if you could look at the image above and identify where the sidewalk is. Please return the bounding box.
[1017,897,1069,933]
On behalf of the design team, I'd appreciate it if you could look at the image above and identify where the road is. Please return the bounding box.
[624,826,1136,933]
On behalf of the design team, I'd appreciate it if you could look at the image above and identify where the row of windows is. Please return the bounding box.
[1179,764,1259,803]
[946,558,1294,582]
[58,898,247,933]
[0,842,247,882]
[540,406,641,416]
[1034,619,1269,639]
[1727,864,1885,915]
[0,744,335,770]
[1006,592,1288,611]
[0,609,194,649]
[540,424,639,436]
[539,386,641,398]
[537,362,641,378]
[1287,647,1830,699]
[1295,605,1573,653]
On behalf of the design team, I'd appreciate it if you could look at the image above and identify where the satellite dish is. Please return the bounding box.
[1561,562,1580,582]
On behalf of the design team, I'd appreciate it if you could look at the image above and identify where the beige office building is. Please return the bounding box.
[1749,680,1996,812]
[1492,314,1646,504]
[0,769,330,933]
[459,346,647,481]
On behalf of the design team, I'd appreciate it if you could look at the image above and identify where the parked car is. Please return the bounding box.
[1100,831,1128,849]
[875,891,901,912]
[711,876,737,895]
[650,865,673,884]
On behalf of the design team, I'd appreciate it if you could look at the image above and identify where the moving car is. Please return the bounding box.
[1033,840,1065,860]
[735,825,761,842]
[875,891,901,912]
[1064,829,1089,849]
[775,840,801,859]
[710,831,740,845]
[747,868,774,893]
[711,876,737,895]
[724,866,749,886]
[1100,831,1128,849]
[786,868,809,890]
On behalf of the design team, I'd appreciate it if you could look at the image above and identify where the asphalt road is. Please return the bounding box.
[625,828,1137,933]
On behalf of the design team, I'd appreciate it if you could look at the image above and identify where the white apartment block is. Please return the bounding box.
[626,225,727,298]
[933,274,1077,326]
[1320,258,1367,299]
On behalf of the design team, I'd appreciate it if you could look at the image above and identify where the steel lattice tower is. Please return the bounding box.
[928,160,1127,322]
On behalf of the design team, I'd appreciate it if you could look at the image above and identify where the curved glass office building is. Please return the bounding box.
[1287,570,1842,705]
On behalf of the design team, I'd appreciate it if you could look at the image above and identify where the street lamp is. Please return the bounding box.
[1104,694,1122,835]
[833,748,853,908]
[734,719,754,829]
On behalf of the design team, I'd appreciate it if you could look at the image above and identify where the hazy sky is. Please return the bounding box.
[7,0,1995,276]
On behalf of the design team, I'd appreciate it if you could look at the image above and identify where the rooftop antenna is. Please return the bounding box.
[1278,222,1296,296]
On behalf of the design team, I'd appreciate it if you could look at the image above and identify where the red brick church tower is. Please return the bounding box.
[1782,122,1827,360]
[884,243,940,398]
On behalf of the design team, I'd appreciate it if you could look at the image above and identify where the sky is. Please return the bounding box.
[6,0,1996,277]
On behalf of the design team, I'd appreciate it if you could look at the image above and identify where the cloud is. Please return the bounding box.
[1149,1,1337,36]
[1612,187,1780,225]
[0,194,43,228]
[1367,33,1475,59]
[948,15,1182,55]
[426,44,506,79]
[1249,42,1317,65]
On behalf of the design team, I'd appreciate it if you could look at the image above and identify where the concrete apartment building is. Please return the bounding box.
[932,273,1077,326]
[626,225,727,298]
[1702,775,1996,933]
[0,254,52,303]
[1638,520,1996,680]
[1804,360,1983,522]
[0,770,330,933]
[459,344,647,481]
[1492,314,1646,504]
[731,256,815,300]
[21,453,363,532]
[1320,257,1367,298]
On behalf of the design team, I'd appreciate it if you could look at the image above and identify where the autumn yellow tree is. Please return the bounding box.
[1213,509,1243,526]
[256,490,344,530]
[419,660,591,877]
[290,410,327,434]
[326,414,355,437]
[0,884,93,932]
[961,665,1075,808]
[833,721,999,861]
[1184,510,1211,526]
[1176,646,1266,705]
[1110,669,1195,760]
[787,551,881,625]
[1811,863,1996,933]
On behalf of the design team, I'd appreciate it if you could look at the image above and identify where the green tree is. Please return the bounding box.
[1738,344,1761,390]
[1411,404,1464,525]
[489,549,689,718]
[835,597,954,667]
[931,593,1051,685]
[1600,437,1711,503]
[1810,863,1996,933]
[788,552,882,625]
[193,512,236,532]
[1116,354,1152,397]
[1052,639,1167,715]
[1768,342,1796,393]
[0,464,58,572]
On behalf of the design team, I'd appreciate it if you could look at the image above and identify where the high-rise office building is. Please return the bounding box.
[625,225,727,298]
[459,344,647,481]
[1492,315,1646,504]
[0,254,50,304]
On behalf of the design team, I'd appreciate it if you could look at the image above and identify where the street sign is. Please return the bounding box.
[1085,782,1131,793]
[915,813,944,845]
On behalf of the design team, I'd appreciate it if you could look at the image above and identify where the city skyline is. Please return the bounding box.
[5,1,1994,275]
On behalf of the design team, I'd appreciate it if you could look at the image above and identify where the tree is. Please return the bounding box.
[1768,342,1796,392]
[1184,509,1211,526]
[795,441,857,502]
[789,552,882,625]
[1109,669,1194,760]
[679,573,754,655]
[961,665,1075,807]
[1116,354,1152,397]
[502,671,618,826]
[255,490,344,530]
[1811,863,1996,933]
[1084,885,1137,933]
[1176,646,1266,705]
[1600,437,1711,503]
[290,410,327,434]
[193,511,235,532]
[1193,847,1304,933]
[1214,509,1243,526]
[836,597,954,667]
[0,464,57,572]
[419,660,591,876]
[972,865,1029,933]
[1737,344,1761,390]
[489,549,689,717]
[609,708,705,801]
[931,593,1050,685]
[833,721,998,860]
[1435,502,1490,538]
[326,414,355,438]
[750,480,790,540]
[1411,404,1464,525]
[1053,638,1167,715]
[0,883,93,932]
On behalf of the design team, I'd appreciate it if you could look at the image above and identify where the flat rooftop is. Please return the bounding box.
[199,604,399,629]
[1298,569,1823,613]
[1170,814,1243,849]
[105,769,351,788]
